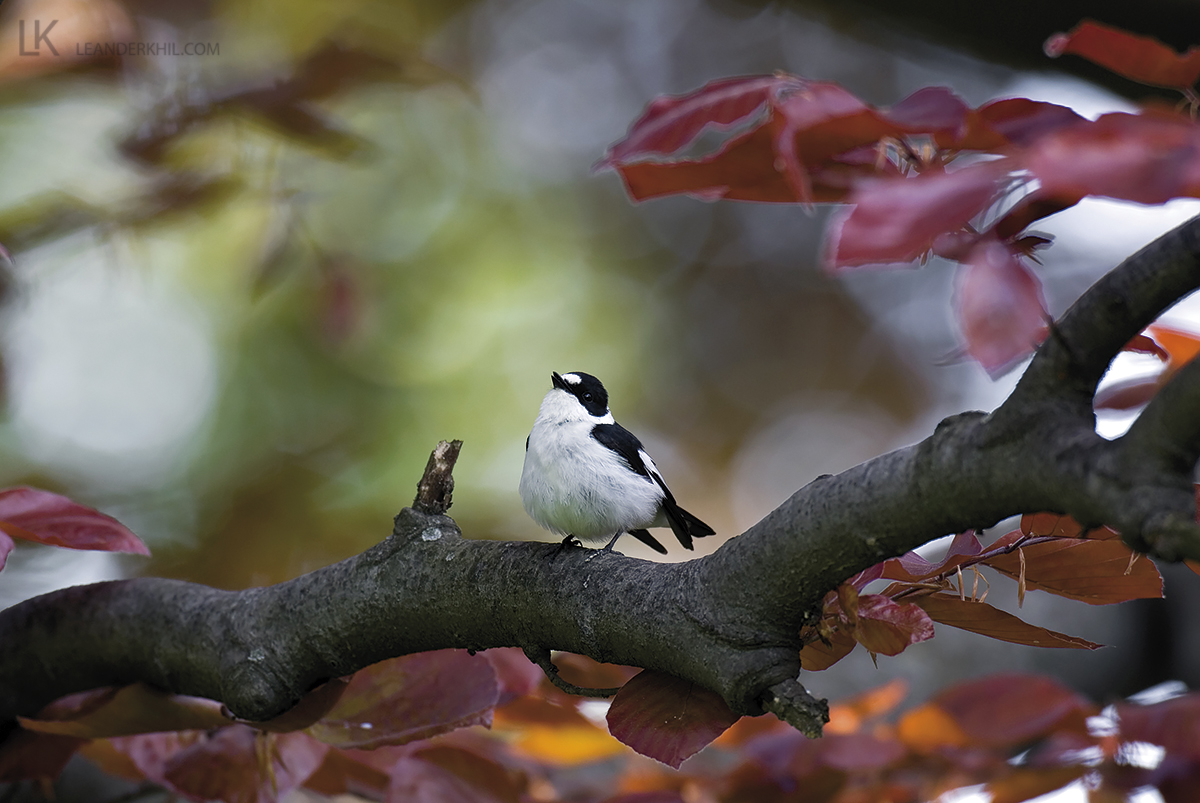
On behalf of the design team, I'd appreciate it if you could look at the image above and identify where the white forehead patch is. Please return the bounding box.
[561,373,581,385]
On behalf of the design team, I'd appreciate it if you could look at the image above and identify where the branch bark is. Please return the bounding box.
[2,216,1200,740]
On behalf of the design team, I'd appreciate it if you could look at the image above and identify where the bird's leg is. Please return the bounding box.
[601,532,623,552]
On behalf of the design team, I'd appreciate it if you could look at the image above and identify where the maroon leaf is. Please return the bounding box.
[614,114,812,203]
[606,670,739,768]
[851,594,935,655]
[0,486,149,556]
[483,648,543,705]
[110,727,328,803]
[825,163,1004,269]
[1026,112,1200,206]
[770,80,906,204]
[599,74,799,168]
[407,745,524,803]
[167,729,327,803]
[1095,376,1165,410]
[608,75,907,205]
[816,733,906,771]
[914,593,1102,649]
[955,243,1048,377]
[880,531,983,582]
[1045,20,1200,91]
[926,673,1092,748]
[798,629,858,671]
[307,650,499,749]
[983,538,1163,604]
[967,98,1086,149]
[1124,333,1169,361]
[0,530,12,572]
[1116,694,1200,759]
[990,190,1082,241]
[885,86,971,142]
[385,753,518,803]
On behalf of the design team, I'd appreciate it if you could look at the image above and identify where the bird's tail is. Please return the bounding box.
[663,501,716,550]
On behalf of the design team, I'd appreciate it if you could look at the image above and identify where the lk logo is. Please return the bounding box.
[19,20,59,56]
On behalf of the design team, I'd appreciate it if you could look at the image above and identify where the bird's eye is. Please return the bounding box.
[583,393,593,402]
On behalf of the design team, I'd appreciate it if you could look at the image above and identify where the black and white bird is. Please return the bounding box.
[519,371,715,554]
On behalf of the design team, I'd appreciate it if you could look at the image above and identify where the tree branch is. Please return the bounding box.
[2,216,1199,740]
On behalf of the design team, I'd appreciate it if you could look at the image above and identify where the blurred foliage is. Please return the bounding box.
[0,0,671,589]
[0,0,937,592]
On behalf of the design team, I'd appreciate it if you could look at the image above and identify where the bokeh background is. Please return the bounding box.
[2,0,1200,714]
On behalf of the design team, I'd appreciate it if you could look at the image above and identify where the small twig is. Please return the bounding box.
[760,678,829,739]
[413,440,463,515]
[522,647,621,698]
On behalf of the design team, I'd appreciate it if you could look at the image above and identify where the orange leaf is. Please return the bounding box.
[826,679,908,734]
[897,704,969,751]
[1148,323,1200,370]
[18,684,231,739]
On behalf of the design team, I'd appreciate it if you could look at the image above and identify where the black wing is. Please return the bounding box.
[591,423,715,550]
[591,423,652,479]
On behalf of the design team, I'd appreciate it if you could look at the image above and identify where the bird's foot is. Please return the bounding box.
[551,535,583,556]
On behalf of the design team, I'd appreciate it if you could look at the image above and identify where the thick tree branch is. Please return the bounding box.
[2,216,1199,740]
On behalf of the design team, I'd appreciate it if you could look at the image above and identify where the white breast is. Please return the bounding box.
[519,392,664,542]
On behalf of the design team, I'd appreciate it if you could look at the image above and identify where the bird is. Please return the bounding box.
[519,371,715,554]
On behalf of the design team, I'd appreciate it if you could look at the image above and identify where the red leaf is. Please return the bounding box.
[925,673,1092,748]
[307,650,499,749]
[851,594,935,656]
[825,163,1004,269]
[955,243,1048,377]
[967,98,1087,149]
[606,670,739,768]
[609,76,906,205]
[0,530,11,572]
[614,115,813,203]
[1123,333,1169,361]
[880,531,983,582]
[885,86,970,142]
[798,628,858,671]
[990,190,1082,241]
[1095,376,1166,410]
[170,729,327,803]
[483,648,543,705]
[409,745,524,803]
[110,727,328,803]
[1020,513,1085,539]
[816,732,906,771]
[771,81,906,203]
[599,75,798,168]
[983,538,1163,604]
[1045,20,1200,91]
[1026,112,1200,206]
[0,486,149,556]
[914,593,1102,649]
[1116,694,1200,759]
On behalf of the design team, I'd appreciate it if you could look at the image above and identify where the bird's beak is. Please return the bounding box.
[551,372,568,391]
